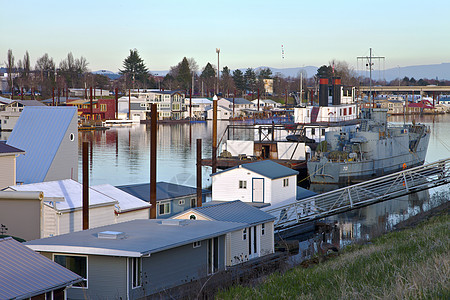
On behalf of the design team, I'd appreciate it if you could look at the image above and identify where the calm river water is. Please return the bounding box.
[78,113,450,248]
[1,113,448,247]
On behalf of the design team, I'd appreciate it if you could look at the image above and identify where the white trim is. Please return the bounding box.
[30,245,142,257]
[53,253,88,289]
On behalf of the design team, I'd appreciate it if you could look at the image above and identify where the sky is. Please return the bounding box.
[2,0,449,75]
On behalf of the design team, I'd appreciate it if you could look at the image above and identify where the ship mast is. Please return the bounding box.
[357,48,385,108]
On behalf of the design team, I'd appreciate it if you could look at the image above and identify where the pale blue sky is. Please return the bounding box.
[2,0,449,74]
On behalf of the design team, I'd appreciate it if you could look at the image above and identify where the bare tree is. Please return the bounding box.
[5,49,15,97]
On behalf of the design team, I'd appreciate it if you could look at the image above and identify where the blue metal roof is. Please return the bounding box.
[116,181,208,202]
[185,200,276,225]
[0,237,82,299]
[6,106,77,184]
[297,186,317,200]
[211,160,298,180]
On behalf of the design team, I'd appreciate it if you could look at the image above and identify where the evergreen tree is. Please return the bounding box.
[232,69,245,94]
[244,68,256,93]
[316,65,333,78]
[176,57,192,90]
[258,67,272,79]
[119,49,149,88]
[200,63,216,96]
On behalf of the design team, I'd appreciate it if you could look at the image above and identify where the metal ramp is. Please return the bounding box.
[268,158,450,231]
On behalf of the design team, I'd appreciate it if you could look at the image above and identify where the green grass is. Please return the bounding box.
[217,214,449,300]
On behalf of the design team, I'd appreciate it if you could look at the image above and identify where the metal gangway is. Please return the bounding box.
[269,158,450,231]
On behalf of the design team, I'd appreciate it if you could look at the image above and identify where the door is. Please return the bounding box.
[252,178,264,202]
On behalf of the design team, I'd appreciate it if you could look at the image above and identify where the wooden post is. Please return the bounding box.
[150,104,157,219]
[212,98,218,174]
[82,142,89,230]
[196,139,202,207]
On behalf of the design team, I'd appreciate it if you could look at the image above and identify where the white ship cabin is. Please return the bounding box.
[211,160,298,206]
[173,200,275,265]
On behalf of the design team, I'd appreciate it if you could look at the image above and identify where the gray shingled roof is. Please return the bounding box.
[116,182,208,202]
[211,160,298,179]
[182,200,276,225]
[0,237,82,299]
[25,219,246,257]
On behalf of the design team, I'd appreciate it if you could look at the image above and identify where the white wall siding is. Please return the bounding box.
[228,229,250,265]
[260,222,275,256]
[271,175,297,205]
[42,204,57,238]
[115,209,150,223]
[58,205,116,234]
[212,168,262,203]
[0,155,15,189]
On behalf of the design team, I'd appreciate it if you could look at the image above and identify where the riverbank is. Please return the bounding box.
[217,202,449,299]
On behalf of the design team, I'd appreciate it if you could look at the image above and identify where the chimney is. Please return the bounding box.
[319,78,329,107]
[332,77,341,106]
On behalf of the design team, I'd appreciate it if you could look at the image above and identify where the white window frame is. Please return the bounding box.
[283,178,289,187]
[158,202,170,215]
[193,241,201,248]
[53,253,88,289]
[178,199,185,205]
[242,228,247,240]
[262,223,265,235]
[239,180,247,189]
[130,257,142,289]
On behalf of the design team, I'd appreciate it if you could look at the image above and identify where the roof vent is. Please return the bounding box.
[98,231,126,239]
[160,219,188,226]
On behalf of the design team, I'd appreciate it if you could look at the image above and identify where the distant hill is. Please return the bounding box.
[92,70,121,80]
[384,63,450,81]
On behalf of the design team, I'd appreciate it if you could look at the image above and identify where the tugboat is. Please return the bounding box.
[307,106,430,184]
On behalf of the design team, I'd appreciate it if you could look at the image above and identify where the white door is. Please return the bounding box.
[252,178,264,202]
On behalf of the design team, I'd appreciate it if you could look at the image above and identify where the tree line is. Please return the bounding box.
[4,48,448,101]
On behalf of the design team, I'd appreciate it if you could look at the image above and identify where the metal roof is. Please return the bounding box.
[116,182,208,202]
[0,237,82,299]
[223,97,254,105]
[25,219,246,257]
[177,200,276,225]
[9,179,117,212]
[9,100,46,107]
[0,141,24,155]
[6,106,77,184]
[91,184,151,212]
[211,160,298,180]
[296,186,317,200]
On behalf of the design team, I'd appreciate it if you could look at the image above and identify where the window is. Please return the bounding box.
[283,178,289,187]
[54,254,87,288]
[190,214,196,220]
[262,223,265,235]
[322,129,326,136]
[191,198,196,208]
[242,228,247,240]
[193,241,201,248]
[311,128,315,135]
[100,104,107,111]
[239,180,247,189]
[130,257,142,288]
[178,199,185,205]
[158,202,170,215]
[349,107,352,115]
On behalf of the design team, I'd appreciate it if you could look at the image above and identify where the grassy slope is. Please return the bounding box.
[217,214,449,300]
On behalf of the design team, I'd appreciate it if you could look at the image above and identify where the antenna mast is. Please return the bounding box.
[357,48,385,107]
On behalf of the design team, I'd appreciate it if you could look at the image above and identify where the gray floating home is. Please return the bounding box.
[25,219,246,299]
